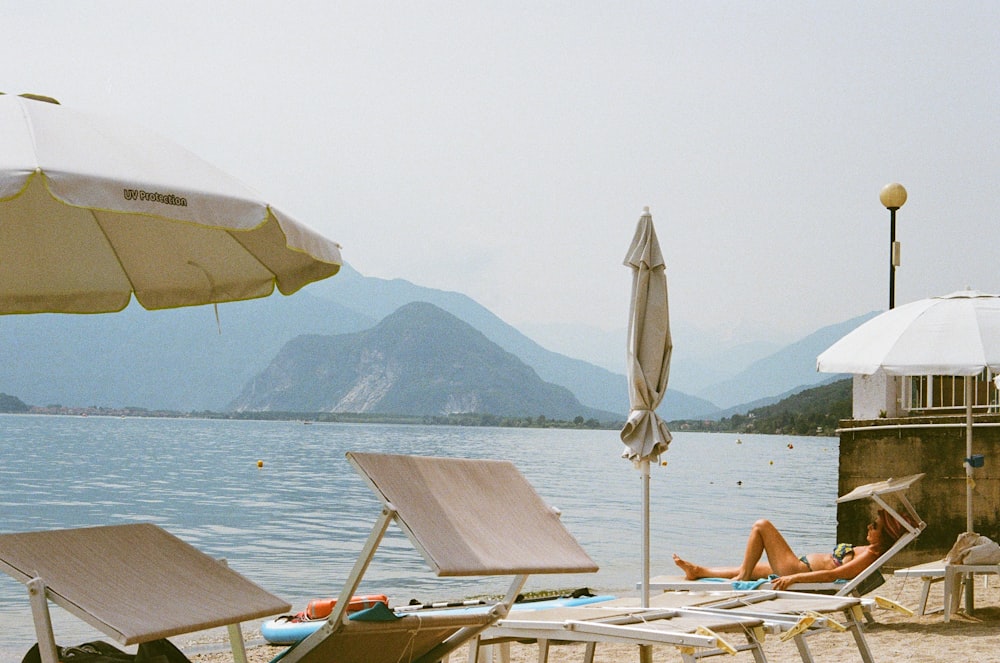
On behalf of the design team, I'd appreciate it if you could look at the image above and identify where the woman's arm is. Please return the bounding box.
[770,547,879,590]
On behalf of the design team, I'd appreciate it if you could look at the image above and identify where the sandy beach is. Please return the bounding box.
[187,573,1000,662]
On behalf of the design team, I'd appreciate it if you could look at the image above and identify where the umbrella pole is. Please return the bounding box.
[639,458,652,663]
[966,375,974,533]
[641,458,650,609]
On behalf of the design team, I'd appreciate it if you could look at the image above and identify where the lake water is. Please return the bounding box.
[0,414,838,657]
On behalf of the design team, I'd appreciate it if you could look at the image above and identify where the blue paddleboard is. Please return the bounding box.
[261,593,615,645]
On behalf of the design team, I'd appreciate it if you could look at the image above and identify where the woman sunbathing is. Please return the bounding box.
[673,509,910,590]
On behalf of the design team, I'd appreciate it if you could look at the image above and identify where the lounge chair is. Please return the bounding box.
[473,603,769,663]
[648,474,926,597]
[474,588,883,663]
[894,559,1000,621]
[277,452,600,663]
[616,590,877,663]
[0,522,291,663]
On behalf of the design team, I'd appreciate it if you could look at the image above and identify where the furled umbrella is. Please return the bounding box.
[0,93,342,315]
[620,206,672,608]
[817,290,1000,532]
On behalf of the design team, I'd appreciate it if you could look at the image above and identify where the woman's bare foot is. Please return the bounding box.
[672,553,708,580]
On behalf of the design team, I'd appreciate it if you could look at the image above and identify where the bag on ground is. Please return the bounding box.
[134,639,191,663]
[21,640,133,663]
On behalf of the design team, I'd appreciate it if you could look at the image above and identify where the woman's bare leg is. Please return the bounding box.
[734,519,804,579]
[673,554,771,580]
[674,519,804,581]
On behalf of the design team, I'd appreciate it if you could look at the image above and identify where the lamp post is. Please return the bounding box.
[879,183,907,309]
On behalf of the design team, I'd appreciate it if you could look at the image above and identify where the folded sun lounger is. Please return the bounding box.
[648,474,926,599]
[277,452,600,663]
[611,590,877,663]
[473,603,769,663]
[0,522,291,663]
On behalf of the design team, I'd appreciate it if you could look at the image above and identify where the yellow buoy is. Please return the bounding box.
[257,460,264,468]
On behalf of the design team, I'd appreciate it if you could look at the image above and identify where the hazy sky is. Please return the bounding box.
[4,2,998,352]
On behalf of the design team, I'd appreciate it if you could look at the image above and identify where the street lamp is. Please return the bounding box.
[879,183,907,309]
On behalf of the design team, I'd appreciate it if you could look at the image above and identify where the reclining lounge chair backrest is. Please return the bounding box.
[348,452,599,577]
[0,523,291,663]
[833,473,926,596]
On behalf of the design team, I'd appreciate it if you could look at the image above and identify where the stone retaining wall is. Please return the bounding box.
[836,415,1000,568]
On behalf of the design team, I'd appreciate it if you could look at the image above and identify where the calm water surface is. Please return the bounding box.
[0,414,838,656]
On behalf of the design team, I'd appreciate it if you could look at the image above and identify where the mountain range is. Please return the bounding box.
[0,263,874,420]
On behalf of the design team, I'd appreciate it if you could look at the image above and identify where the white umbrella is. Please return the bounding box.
[0,93,342,314]
[817,289,1000,531]
[620,206,672,608]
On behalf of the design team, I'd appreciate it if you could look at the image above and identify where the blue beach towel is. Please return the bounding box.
[698,575,777,590]
[349,602,401,622]
[696,575,846,589]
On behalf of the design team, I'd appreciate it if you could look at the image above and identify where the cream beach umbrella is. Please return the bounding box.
[0,93,342,315]
[817,290,1000,531]
[620,206,672,608]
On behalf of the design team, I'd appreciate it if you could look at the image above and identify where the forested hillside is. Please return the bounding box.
[0,393,29,413]
[675,378,852,436]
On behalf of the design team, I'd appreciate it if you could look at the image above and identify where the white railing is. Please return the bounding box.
[903,370,1000,414]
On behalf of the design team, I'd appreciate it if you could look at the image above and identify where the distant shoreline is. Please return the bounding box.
[6,406,625,431]
[4,376,850,436]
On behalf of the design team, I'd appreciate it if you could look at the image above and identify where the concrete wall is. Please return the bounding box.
[852,372,899,419]
[837,415,1000,568]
